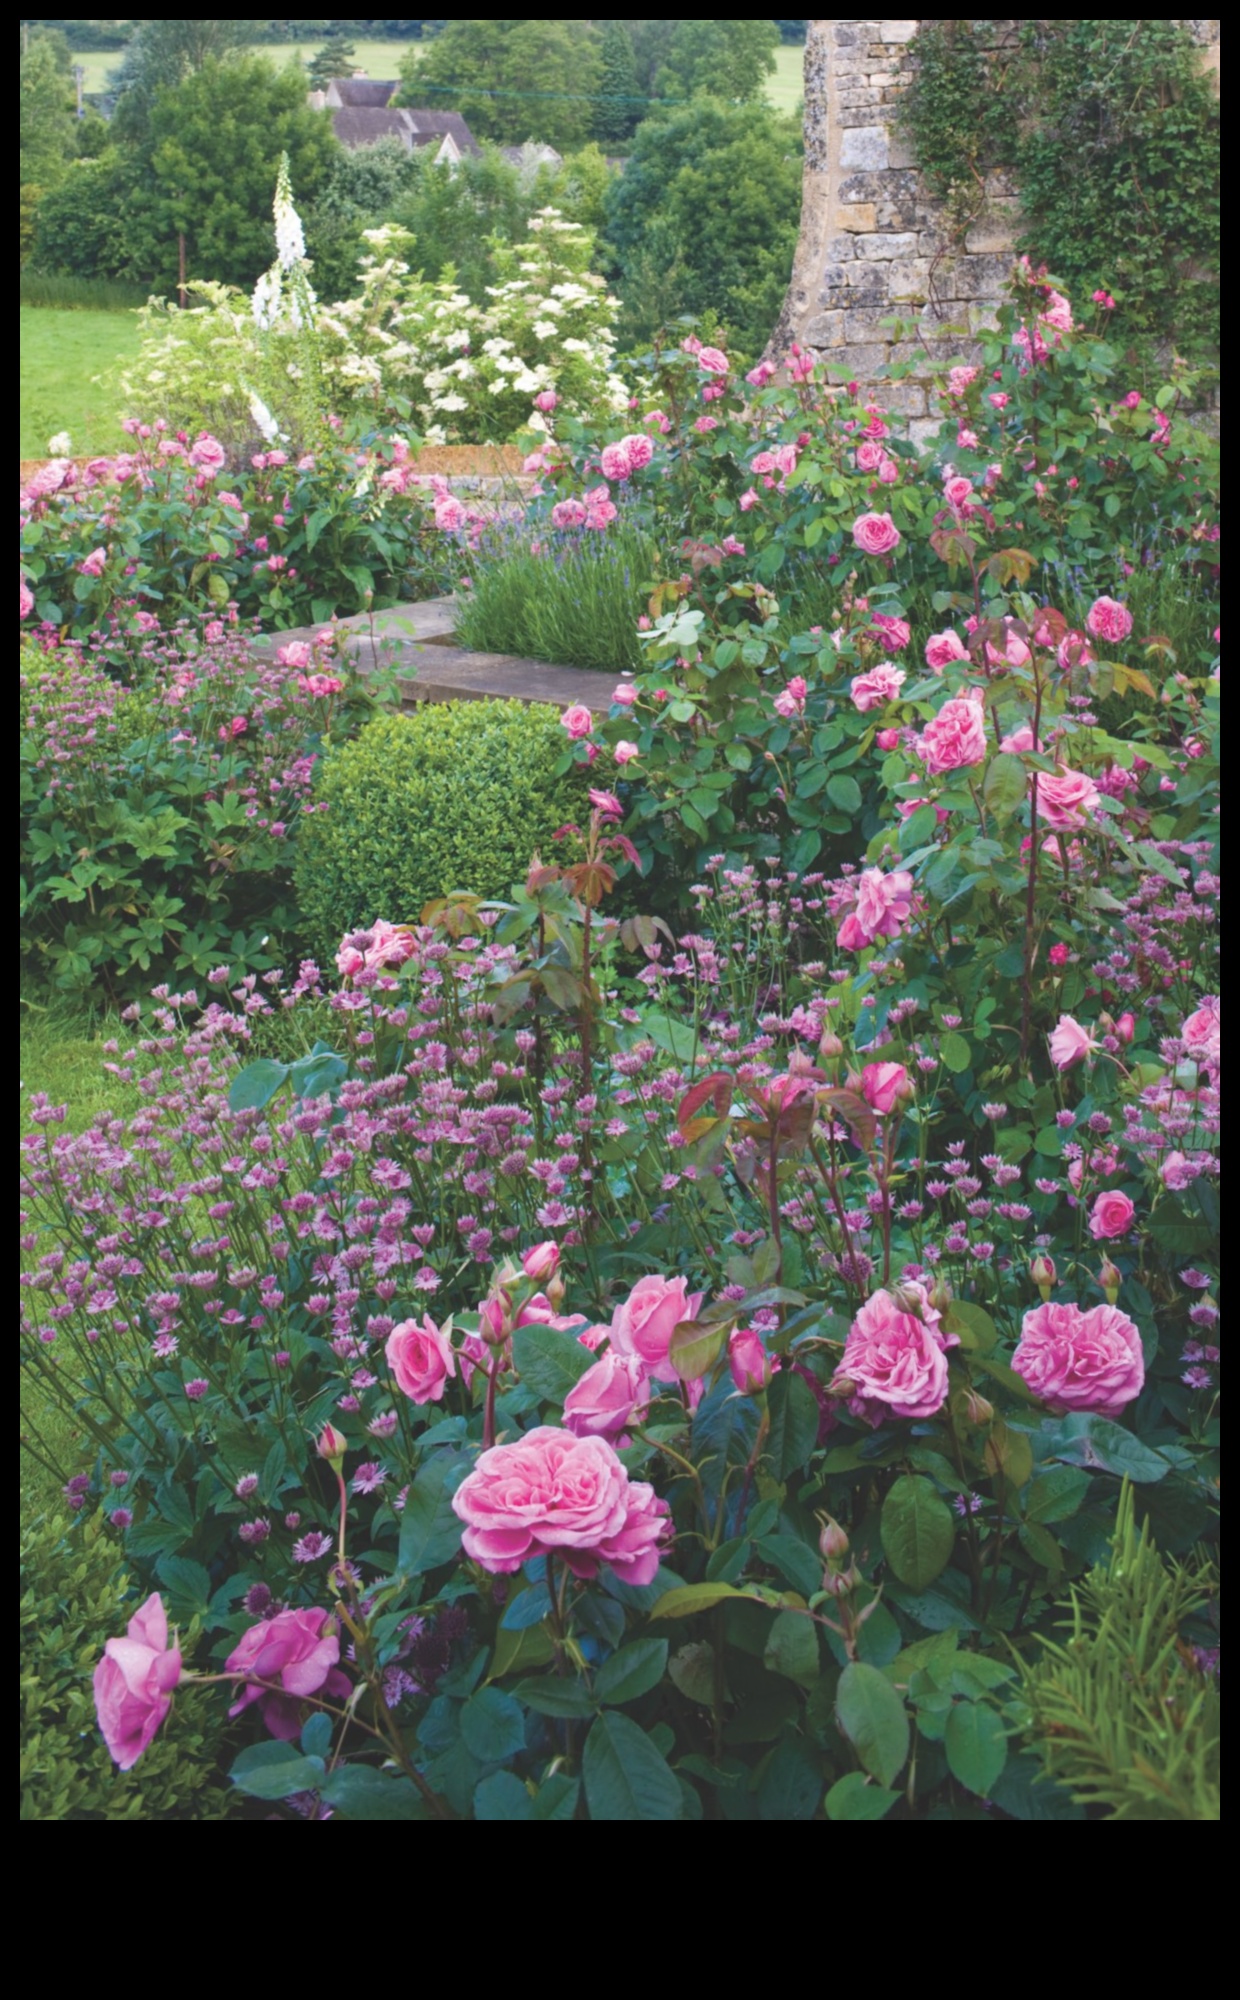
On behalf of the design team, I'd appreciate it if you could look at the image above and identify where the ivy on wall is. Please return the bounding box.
[899,19,1220,364]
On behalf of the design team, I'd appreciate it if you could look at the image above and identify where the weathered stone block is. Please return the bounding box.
[908,417,942,450]
[839,125,889,172]
[835,202,878,231]
[879,20,919,41]
[804,311,847,347]
[856,231,919,261]
[821,342,891,375]
[881,380,928,415]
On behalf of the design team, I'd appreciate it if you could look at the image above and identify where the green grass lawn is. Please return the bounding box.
[20,305,143,460]
[73,37,424,94]
[765,42,805,113]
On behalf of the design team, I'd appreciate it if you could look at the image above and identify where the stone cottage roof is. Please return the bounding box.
[325,77,399,109]
[327,104,481,158]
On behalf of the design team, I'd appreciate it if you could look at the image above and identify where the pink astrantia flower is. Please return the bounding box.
[851,663,906,712]
[562,1350,649,1442]
[1089,1190,1135,1240]
[852,512,901,556]
[93,1592,182,1770]
[1012,1301,1144,1416]
[1085,596,1133,644]
[1036,766,1100,830]
[916,695,987,774]
[609,1273,705,1378]
[1048,1014,1096,1069]
[831,1288,956,1425]
[925,628,969,672]
[386,1315,456,1404]
[560,703,594,739]
[451,1426,671,1585]
[225,1607,350,1741]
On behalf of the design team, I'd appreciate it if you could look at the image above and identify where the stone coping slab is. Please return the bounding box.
[252,598,612,713]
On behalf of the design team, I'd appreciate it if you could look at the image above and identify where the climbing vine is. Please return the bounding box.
[899,19,1220,364]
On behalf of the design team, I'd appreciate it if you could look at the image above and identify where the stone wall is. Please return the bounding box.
[781,19,1221,441]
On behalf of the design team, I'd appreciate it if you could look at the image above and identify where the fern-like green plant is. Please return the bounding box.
[1019,1483,1219,1821]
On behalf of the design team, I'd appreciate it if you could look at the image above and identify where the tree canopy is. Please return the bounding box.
[398,18,602,152]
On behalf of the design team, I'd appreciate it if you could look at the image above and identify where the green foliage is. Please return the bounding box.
[1020,1484,1220,1819]
[28,151,144,285]
[132,53,339,293]
[654,20,780,106]
[107,18,250,144]
[901,19,1220,363]
[20,270,150,311]
[454,518,655,673]
[401,19,602,153]
[20,38,77,188]
[602,98,802,361]
[20,1504,239,1821]
[305,36,356,91]
[594,20,640,146]
[295,701,589,947]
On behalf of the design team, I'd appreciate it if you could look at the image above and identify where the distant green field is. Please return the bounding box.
[20,305,141,460]
[73,37,424,94]
[74,34,802,115]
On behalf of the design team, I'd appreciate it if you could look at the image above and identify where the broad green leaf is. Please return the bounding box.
[227,1058,288,1113]
[826,773,863,814]
[756,1731,824,1820]
[826,1771,899,1820]
[944,1701,1008,1797]
[881,1475,955,1590]
[229,1741,325,1801]
[942,1301,998,1351]
[512,1676,597,1719]
[583,1711,683,1820]
[939,1030,972,1074]
[1046,1414,1171,1482]
[397,1452,466,1575]
[512,1322,594,1403]
[651,1581,764,1618]
[595,1638,668,1706]
[1023,1466,1091,1524]
[763,1609,820,1687]
[667,1316,728,1382]
[154,1553,211,1615]
[459,1687,526,1763]
[836,1661,909,1785]
[764,1369,819,1479]
[983,751,1028,817]
[320,1766,426,1819]
[500,1583,551,1630]
[473,1771,533,1820]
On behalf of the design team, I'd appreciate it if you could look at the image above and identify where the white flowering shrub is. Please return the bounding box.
[119,174,625,449]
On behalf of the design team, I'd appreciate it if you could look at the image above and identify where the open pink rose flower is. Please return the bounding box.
[563,1350,649,1442]
[1036,766,1100,830]
[560,702,594,739]
[226,1606,350,1741]
[916,695,987,774]
[1085,596,1133,644]
[1089,1190,1135,1240]
[925,628,968,672]
[1012,1301,1144,1417]
[452,1426,671,1584]
[1048,1013,1096,1069]
[94,1592,182,1770]
[852,511,901,556]
[387,1314,456,1403]
[831,1288,957,1425]
[851,663,906,712]
[861,1060,912,1114]
[608,1273,704,1377]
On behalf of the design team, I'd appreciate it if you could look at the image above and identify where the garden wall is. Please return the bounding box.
[780,18,1221,439]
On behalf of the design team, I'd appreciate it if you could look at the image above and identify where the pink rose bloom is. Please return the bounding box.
[20,576,33,619]
[610,682,637,708]
[560,702,594,740]
[877,456,899,484]
[1036,765,1100,830]
[1041,290,1073,333]
[831,1289,954,1425]
[1181,998,1219,1074]
[925,628,968,672]
[79,547,108,578]
[276,640,313,670]
[93,1592,182,1771]
[551,498,588,530]
[948,364,980,395]
[1089,1190,1135,1240]
[534,389,558,412]
[729,1327,774,1396]
[738,487,758,511]
[1012,1301,1144,1417]
[588,787,623,818]
[614,740,639,765]
[189,433,226,473]
[1085,596,1133,644]
[916,695,987,774]
[1000,723,1040,754]
[943,474,974,510]
[869,613,910,651]
[746,359,776,389]
[226,1606,350,1741]
[609,1273,705,1377]
[521,1241,560,1283]
[985,628,1031,670]
[563,1350,649,1441]
[989,391,1010,409]
[855,439,885,472]
[1048,1014,1097,1069]
[861,1061,912,1115]
[697,346,729,373]
[386,1314,457,1404]
[433,494,467,533]
[452,1426,671,1584]
[851,663,906,712]
[516,1292,588,1334]
[852,512,901,556]
[582,484,617,529]
[875,727,901,751]
[853,865,914,945]
[622,432,653,472]
[600,440,632,481]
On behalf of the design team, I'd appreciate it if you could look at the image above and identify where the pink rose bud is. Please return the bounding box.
[1098,1254,1122,1303]
[963,1389,994,1426]
[1115,1011,1135,1044]
[316,1423,347,1465]
[612,682,637,706]
[820,1563,860,1599]
[729,1327,774,1396]
[1048,943,1070,968]
[1030,1253,1056,1300]
[614,740,640,765]
[479,1292,512,1346]
[818,1029,844,1061]
[521,1241,560,1283]
[860,1061,913,1115]
[818,1514,850,1561]
[875,728,901,751]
